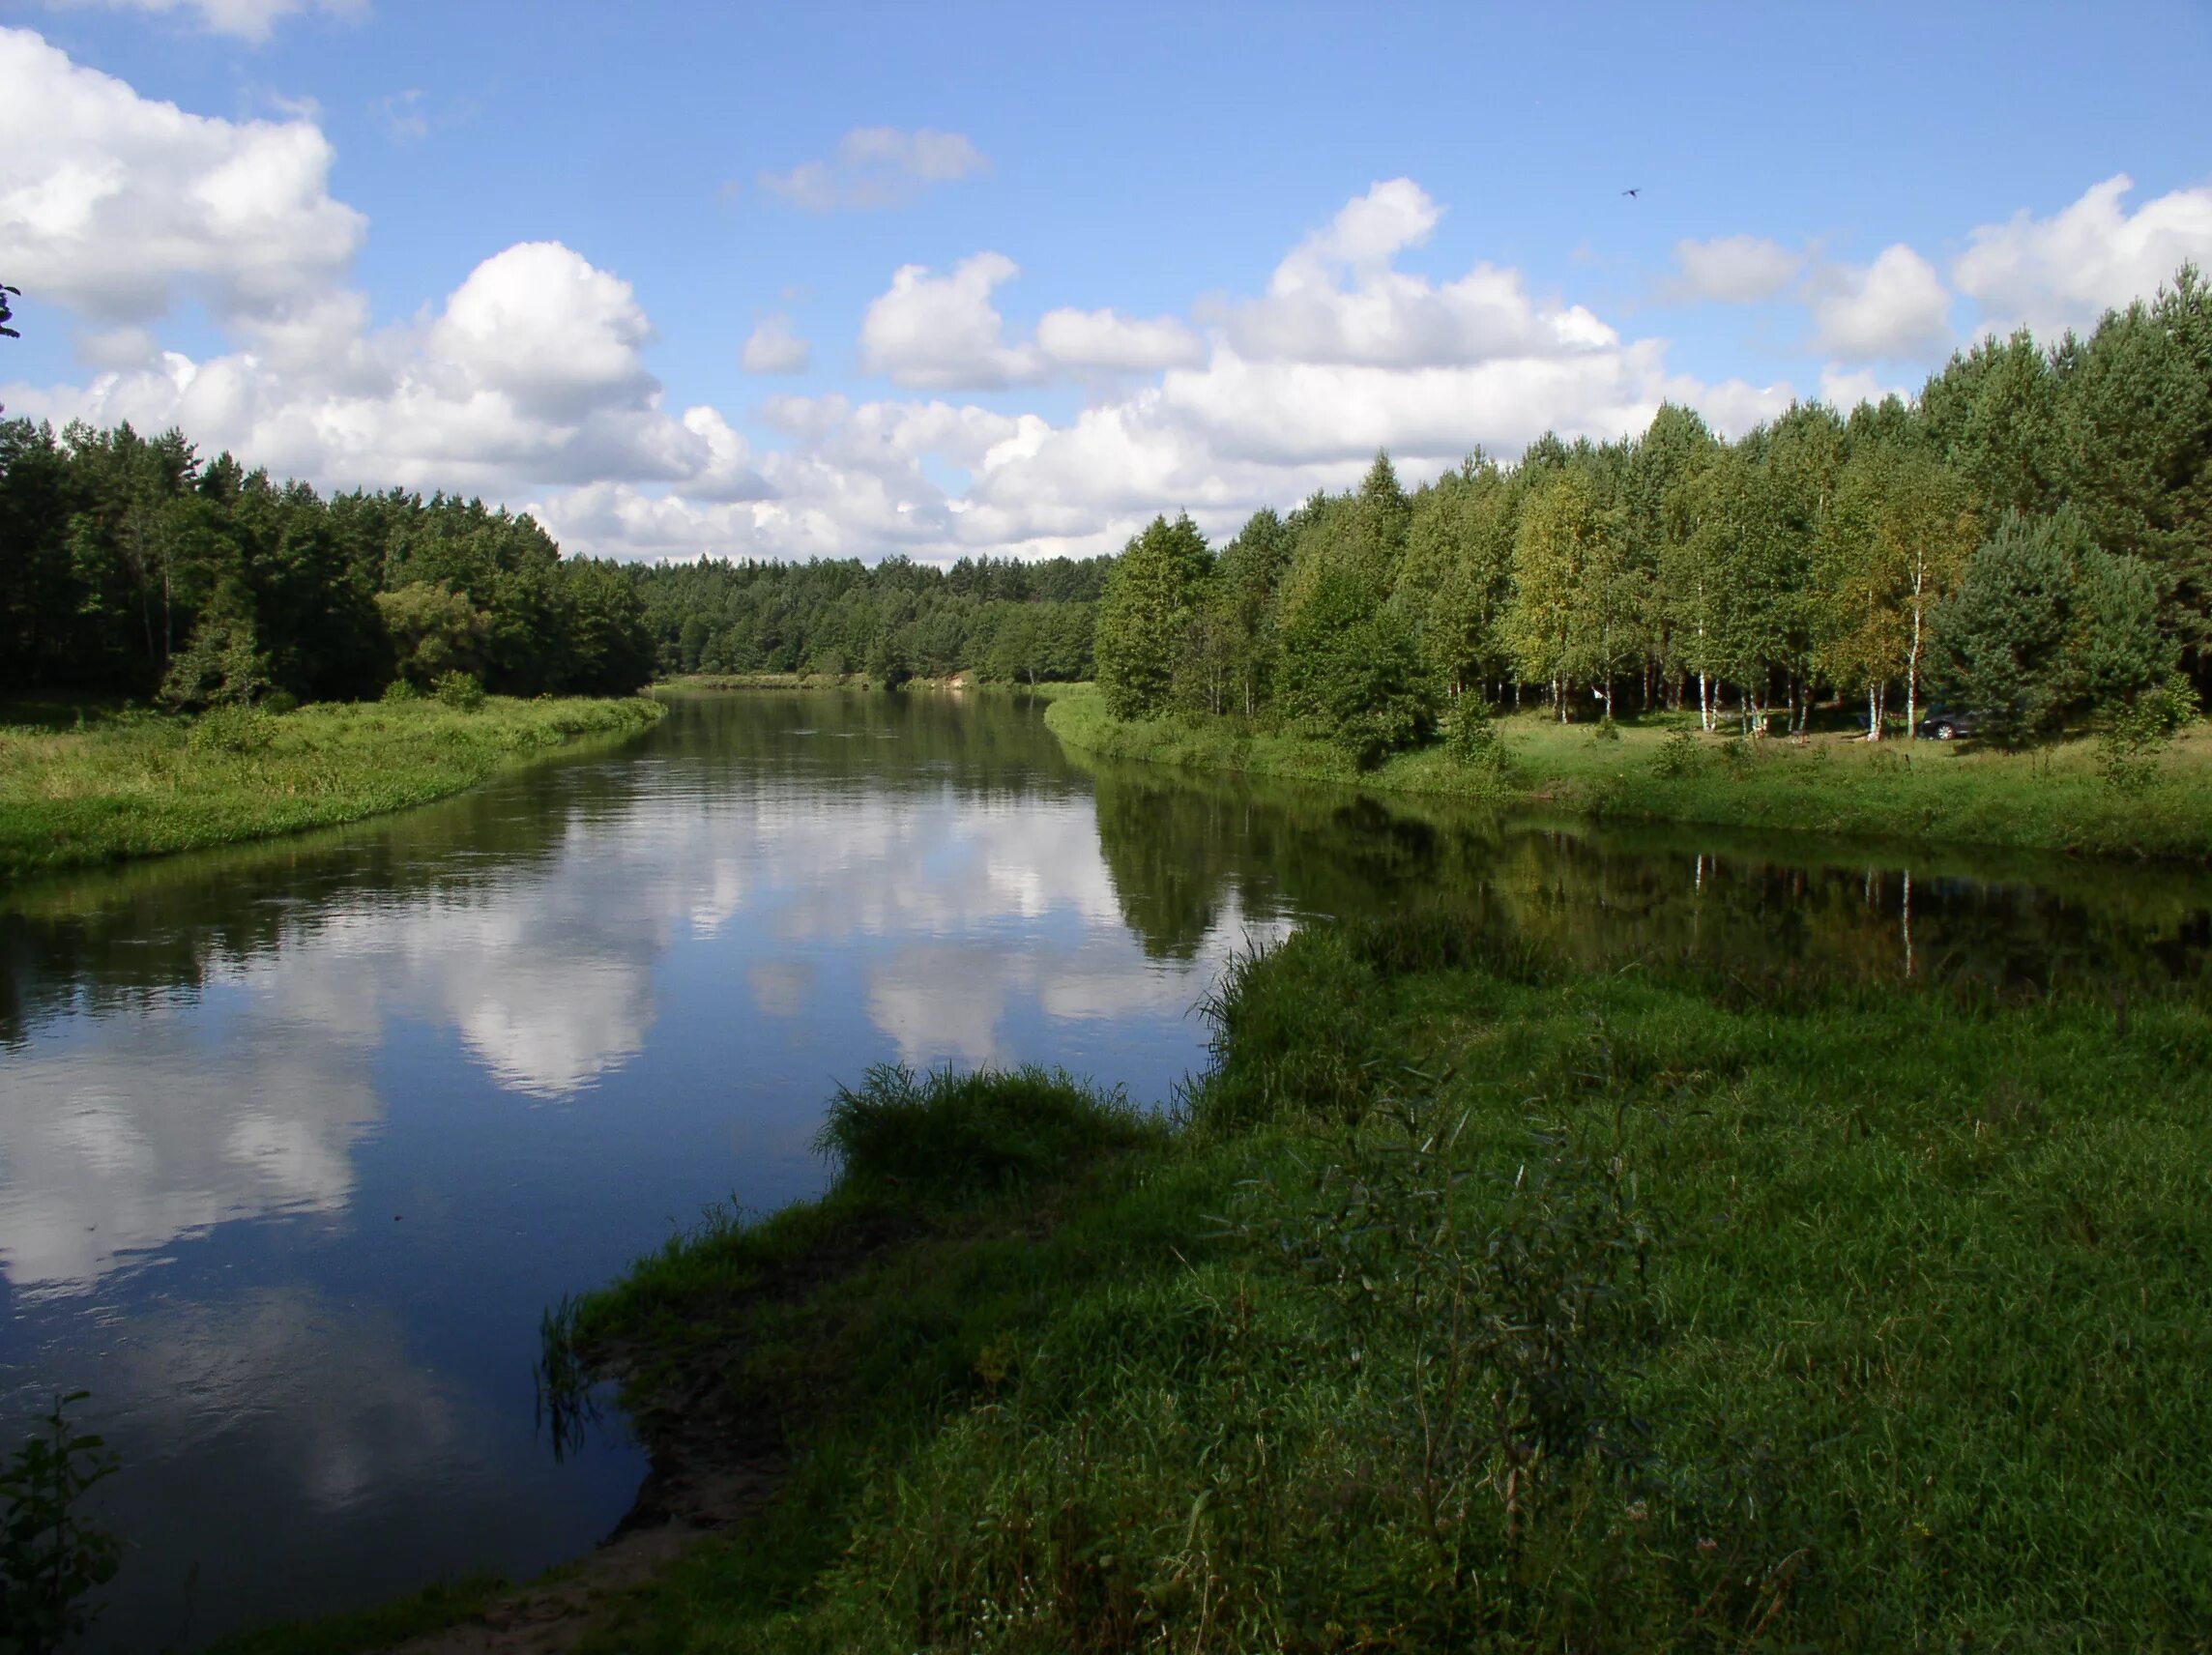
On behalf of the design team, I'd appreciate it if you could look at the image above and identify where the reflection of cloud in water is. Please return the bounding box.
[108,1286,463,1513]
[0,1022,378,1292]
[1,769,1264,1291]
[867,945,1022,1069]
[450,957,653,1099]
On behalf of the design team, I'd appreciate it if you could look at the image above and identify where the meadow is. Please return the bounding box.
[509,915,2212,1653]
[1046,685,2212,861]
[0,694,664,881]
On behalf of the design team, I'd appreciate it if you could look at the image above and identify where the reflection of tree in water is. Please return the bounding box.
[1080,750,2212,990]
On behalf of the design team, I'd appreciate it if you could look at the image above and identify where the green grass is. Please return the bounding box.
[1045,684,2212,861]
[0,694,664,881]
[540,920,2212,1653]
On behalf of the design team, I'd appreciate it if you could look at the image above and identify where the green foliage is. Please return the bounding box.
[0,1392,120,1655]
[430,669,485,711]
[1276,565,1438,767]
[375,581,489,689]
[1652,726,1702,778]
[0,419,653,704]
[157,598,270,711]
[2098,676,2200,794]
[1933,509,2085,741]
[187,704,278,755]
[1446,696,1513,783]
[1095,515,1213,719]
[377,677,420,703]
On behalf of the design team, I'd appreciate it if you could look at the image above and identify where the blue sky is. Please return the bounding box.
[3,0,2209,561]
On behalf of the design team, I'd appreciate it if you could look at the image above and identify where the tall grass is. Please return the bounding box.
[1045,685,2212,861]
[552,918,2212,1651]
[0,695,663,880]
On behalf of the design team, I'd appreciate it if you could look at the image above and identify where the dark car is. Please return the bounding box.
[1915,706,1982,740]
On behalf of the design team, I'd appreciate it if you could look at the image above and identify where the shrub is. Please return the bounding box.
[187,706,277,755]
[379,678,422,703]
[1653,727,1701,778]
[2099,676,2199,795]
[432,671,486,711]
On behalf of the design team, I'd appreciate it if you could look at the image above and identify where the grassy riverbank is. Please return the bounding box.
[1046,684,2212,861]
[522,920,2210,1652]
[0,695,663,881]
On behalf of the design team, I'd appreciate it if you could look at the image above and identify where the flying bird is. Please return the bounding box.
[1621,188,1641,198]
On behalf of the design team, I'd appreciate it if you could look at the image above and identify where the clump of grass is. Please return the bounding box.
[817,1063,1162,1200]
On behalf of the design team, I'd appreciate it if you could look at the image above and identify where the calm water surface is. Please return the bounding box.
[3,691,2209,1648]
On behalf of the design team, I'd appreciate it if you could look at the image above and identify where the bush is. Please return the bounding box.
[432,671,486,711]
[379,677,422,703]
[187,706,277,755]
[1653,727,1702,778]
[1447,697,1512,776]
[260,689,300,715]
[2098,676,2200,794]
[1590,713,1621,742]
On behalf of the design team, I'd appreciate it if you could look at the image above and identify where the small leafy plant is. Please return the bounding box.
[1,1392,121,1655]
[1653,727,1701,779]
[432,671,487,711]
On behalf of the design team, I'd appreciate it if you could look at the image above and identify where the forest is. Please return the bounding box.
[627,552,1107,685]
[1093,266,2212,764]
[0,418,1107,707]
[0,420,660,706]
[5,266,2204,735]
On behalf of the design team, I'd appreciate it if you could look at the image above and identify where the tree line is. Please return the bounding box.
[1096,265,2212,761]
[626,553,1108,686]
[0,420,659,706]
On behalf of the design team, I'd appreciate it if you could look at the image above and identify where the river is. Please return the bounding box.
[3,690,2208,1649]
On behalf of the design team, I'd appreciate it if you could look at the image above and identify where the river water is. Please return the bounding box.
[3,690,2208,1648]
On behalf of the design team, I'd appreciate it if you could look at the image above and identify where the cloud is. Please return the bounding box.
[1033,306,1204,372]
[0,26,364,328]
[1808,244,1952,362]
[859,250,1044,389]
[1217,179,1617,367]
[758,126,988,212]
[39,0,364,43]
[742,312,812,374]
[1953,172,2212,339]
[1668,234,1806,304]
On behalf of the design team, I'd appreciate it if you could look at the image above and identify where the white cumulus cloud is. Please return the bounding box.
[1953,172,2212,339]
[1033,306,1204,372]
[1808,244,1952,362]
[859,250,1044,390]
[0,26,364,329]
